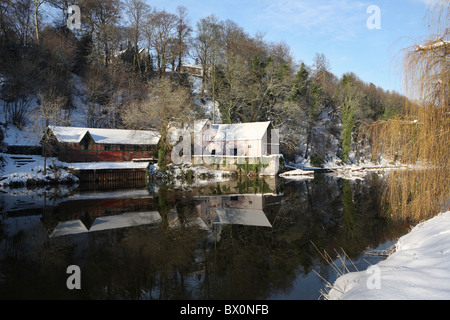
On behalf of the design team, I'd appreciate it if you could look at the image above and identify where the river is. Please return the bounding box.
[0,173,410,299]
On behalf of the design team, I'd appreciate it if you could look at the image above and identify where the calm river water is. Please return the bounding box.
[0,174,410,299]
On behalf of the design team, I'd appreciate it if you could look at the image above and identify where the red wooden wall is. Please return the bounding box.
[55,139,157,162]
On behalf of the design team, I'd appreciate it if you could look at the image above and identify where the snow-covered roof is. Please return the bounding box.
[48,126,160,145]
[194,119,211,132]
[212,121,271,141]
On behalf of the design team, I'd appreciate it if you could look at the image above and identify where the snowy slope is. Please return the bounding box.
[189,75,222,124]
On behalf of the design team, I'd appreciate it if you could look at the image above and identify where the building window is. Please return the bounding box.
[120,145,125,151]
[248,144,252,148]
[104,145,111,151]
[83,140,89,150]
[134,145,140,151]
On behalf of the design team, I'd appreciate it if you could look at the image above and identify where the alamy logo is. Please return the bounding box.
[66,265,81,290]
[366,5,381,30]
[67,5,81,30]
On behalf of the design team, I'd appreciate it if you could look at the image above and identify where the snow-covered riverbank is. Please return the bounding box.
[0,153,78,187]
[327,210,450,300]
[0,153,232,189]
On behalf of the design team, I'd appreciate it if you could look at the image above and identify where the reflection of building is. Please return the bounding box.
[46,189,158,236]
[0,189,281,240]
[50,211,161,237]
[194,194,275,229]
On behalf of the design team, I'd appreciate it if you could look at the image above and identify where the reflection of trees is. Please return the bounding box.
[82,224,204,299]
[81,190,205,299]
[199,175,410,299]
[201,224,299,299]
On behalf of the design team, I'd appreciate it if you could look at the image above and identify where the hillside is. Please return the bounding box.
[0,1,406,169]
[0,67,403,170]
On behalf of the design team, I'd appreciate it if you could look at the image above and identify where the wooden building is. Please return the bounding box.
[44,126,160,163]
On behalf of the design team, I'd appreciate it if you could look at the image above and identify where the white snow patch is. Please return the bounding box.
[0,153,78,186]
[327,210,450,300]
[279,169,314,178]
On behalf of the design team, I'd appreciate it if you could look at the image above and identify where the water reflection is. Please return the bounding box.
[0,175,410,299]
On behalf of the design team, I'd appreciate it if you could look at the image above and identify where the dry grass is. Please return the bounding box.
[311,242,359,300]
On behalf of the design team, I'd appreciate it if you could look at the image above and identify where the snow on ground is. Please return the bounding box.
[189,75,222,123]
[327,210,450,300]
[287,156,407,181]
[0,153,78,186]
[2,123,39,147]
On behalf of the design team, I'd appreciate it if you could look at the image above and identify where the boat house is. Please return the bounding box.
[44,126,160,163]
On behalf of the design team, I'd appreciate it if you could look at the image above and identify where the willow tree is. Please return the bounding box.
[367,0,449,221]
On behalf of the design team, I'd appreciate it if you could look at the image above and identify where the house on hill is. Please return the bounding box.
[180,59,207,77]
[44,126,160,163]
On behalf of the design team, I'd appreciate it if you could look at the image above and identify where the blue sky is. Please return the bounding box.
[146,0,433,94]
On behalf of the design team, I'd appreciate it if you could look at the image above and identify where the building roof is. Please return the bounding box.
[48,126,160,145]
[194,119,211,132]
[212,121,271,141]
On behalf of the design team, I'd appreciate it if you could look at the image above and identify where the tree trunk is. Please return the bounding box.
[34,5,39,44]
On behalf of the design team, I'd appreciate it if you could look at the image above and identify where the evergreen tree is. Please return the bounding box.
[340,103,355,162]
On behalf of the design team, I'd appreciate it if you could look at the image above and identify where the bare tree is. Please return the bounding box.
[146,9,178,76]
[174,6,192,72]
[79,0,122,66]
[32,0,45,44]
[0,0,13,45]
[47,0,73,27]
[9,0,34,47]
[192,15,221,101]
[215,19,251,124]
[83,66,110,127]
[125,0,151,73]
[122,77,194,165]
[30,89,68,175]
